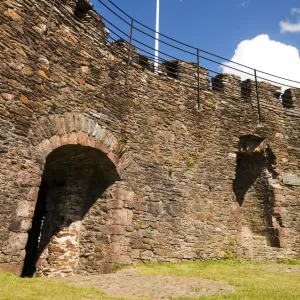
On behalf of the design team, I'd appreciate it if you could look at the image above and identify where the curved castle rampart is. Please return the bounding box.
[0,0,300,276]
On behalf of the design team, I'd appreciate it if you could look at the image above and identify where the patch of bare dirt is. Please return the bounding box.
[263,264,300,275]
[61,269,234,299]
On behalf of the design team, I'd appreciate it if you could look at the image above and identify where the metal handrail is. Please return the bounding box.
[102,0,300,85]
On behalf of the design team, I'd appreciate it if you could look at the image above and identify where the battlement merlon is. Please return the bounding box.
[40,0,109,44]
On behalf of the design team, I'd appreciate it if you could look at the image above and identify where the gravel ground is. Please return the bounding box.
[62,268,235,299]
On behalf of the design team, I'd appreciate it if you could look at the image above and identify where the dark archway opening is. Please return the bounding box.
[233,137,280,248]
[22,145,120,277]
[233,152,265,207]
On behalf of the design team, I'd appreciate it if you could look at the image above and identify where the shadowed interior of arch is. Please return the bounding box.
[21,145,120,277]
[233,143,280,248]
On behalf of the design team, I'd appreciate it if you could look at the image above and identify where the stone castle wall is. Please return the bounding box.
[0,0,300,276]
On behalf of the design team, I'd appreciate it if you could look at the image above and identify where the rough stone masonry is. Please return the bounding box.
[0,0,300,277]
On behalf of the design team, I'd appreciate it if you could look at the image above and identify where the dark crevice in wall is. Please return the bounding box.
[74,0,93,20]
[282,89,294,109]
[138,54,154,72]
[241,79,252,103]
[211,75,224,92]
[265,146,278,178]
[162,61,180,79]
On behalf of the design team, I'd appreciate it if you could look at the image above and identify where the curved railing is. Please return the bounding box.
[97,0,300,119]
[52,0,300,119]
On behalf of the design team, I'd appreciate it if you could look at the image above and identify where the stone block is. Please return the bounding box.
[77,131,89,146]
[109,137,118,152]
[16,170,41,187]
[108,242,121,254]
[102,225,126,235]
[17,201,36,218]
[87,135,95,148]
[106,254,131,264]
[60,134,69,145]
[105,134,114,147]
[8,220,21,232]
[4,9,21,22]
[106,200,124,210]
[57,117,67,136]
[115,188,135,202]
[8,232,28,250]
[48,115,60,136]
[87,119,96,135]
[68,132,78,144]
[65,113,74,133]
[274,194,285,203]
[37,139,52,158]
[0,263,23,276]
[20,219,32,232]
[95,141,109,153]
[73,113,82,132]
[110,209,133,226]
[92,123,102,138]
[80,115,88,133]
[49,135,61,150]
[107,152,119,167]
[99,129,108,142]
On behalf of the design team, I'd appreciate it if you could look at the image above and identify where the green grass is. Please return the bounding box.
[0,272,116,300]
[134,260,300,300]
[1,260,300,299]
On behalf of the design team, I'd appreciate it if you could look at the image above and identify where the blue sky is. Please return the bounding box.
[90,0,300,86]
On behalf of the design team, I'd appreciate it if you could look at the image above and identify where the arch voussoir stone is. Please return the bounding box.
[31,113,128,177]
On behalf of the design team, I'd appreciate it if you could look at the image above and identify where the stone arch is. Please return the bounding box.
[30,112,128,176]
[10,113,135,277]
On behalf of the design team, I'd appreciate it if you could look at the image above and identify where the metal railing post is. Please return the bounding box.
[197,48,201,109]
[125,18,134,86]
[254,69,262,123]
[45,0,56,35]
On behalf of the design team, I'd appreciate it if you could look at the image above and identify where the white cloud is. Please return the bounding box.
[222,34,300,90]
[241,1,249,7]
[291,8,300,15]
[280,8,300,33]
[280,21,300,33]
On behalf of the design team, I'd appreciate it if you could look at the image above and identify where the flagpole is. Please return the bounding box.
[154,0,160,73]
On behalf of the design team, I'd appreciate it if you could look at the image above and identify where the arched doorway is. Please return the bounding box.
[232,135,280,248]
[22,144,120,277]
